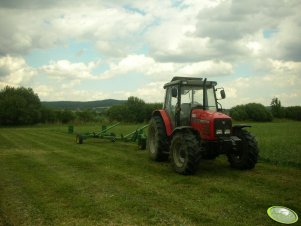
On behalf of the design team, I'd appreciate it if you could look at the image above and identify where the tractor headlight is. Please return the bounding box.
[224,129,231,135]
[216,129,223,135]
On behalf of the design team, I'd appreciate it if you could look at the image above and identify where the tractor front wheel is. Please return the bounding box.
[227,129,258,169]
[147,116,169,161]
[170,132,202,175]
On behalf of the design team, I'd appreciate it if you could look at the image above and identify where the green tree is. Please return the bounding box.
[270,97,285,118]
[107,105,130,122]
[285,106,301,121]
[0,86,41,125]
[126,96,146,122]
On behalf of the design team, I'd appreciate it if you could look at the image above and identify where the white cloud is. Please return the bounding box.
[99,54,233,81]
[221,59,301,108]
[267,15,301,61]
[0,0,300,107]
[178,61,233,77]
[144,0,301,63]
[0,5,153,57]
[33,85,54,100]
[34,84,109,101]
[40,60,99,80]
[110,81,166,103]
[0,55,36,87]
[0,56,100,91]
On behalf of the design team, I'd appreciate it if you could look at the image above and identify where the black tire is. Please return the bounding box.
[76,134,83,144]
[170,131,202,175]
[147,116,169,161]
[139,138,147,150]
[227,129,258,169]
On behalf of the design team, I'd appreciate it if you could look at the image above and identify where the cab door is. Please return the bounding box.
[164,86,178,128]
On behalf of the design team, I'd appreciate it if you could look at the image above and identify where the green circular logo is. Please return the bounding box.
[267,206,298,224]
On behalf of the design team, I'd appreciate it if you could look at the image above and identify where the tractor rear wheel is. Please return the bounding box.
[170,131,202,175]
[227,129,258,169]
[147,116,169,161]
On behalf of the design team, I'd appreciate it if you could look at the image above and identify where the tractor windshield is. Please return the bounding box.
[206,86,218,111]
[180,86,217,111]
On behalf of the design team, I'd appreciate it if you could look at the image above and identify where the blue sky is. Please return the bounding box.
[0,0,300,108]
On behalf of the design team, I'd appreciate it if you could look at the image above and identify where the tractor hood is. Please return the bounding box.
[191,109,231,122]
[191,109,232,140]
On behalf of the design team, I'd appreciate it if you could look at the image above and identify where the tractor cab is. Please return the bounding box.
[163,77,225,128]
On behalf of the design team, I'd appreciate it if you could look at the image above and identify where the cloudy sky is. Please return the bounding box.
[0,0,300,108]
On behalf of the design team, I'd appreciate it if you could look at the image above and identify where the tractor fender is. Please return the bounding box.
[152,110,173,136]
[232,124,251,134]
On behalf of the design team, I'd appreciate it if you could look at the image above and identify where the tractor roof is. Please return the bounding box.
[164,76,217,88]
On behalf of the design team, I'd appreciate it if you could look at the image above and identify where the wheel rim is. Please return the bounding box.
[149,126,157,154]
[173,142,187,168]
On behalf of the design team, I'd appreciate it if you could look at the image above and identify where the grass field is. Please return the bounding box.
[0,121,300,226]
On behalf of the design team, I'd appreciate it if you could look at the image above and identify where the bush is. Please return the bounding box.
[56,110,76,124]
[285,106,301,121]
[76,109,98,122]
[107,96,162,123]
[229,105,249,121]
[40,107,57,123]
[230,103,273,122]
[245,103,273,122]
[145,103,163,121]
[0,86,41,125]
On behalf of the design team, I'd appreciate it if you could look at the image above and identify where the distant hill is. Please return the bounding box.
[42,99,126,110]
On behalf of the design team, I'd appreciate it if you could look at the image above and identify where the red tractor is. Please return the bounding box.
[147,76,258,175]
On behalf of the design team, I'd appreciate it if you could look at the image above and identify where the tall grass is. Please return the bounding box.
[245,120,301,167]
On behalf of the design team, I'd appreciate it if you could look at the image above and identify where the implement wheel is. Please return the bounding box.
[147,116,169,161]
[170,131,202,175]
[76,134,83,144]
[227,129,258,169]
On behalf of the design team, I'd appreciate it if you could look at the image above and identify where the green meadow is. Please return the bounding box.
[0,121,300,226]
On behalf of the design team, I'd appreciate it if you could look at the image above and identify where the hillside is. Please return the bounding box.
[42,99,126,110]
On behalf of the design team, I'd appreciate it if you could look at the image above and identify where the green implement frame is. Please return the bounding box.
[75,123,149,150]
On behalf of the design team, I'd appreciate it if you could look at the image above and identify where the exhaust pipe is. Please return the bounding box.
[203,78,207,110]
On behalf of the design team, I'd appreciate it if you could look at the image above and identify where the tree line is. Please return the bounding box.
[229,98,301,121]
[0,86,161,126]
[107,96,162,123]
[0,86,300,126]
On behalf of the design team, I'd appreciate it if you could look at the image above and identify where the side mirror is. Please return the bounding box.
[220,89,226,99]
[172,87,178,98]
